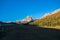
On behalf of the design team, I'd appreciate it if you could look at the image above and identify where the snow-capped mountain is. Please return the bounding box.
[16,16,34,24]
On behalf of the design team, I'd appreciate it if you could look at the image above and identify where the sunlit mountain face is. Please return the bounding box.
[42,8,60,18]
[30,8,60,29]
[16,16,34,24]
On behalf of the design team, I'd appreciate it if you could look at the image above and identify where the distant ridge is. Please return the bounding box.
[42,8,60,18]
[51,8,60,14]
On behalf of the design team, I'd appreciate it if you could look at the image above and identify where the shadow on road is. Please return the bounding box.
[0,24,60,40]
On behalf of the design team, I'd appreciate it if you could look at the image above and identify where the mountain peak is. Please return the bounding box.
[16,16,34,24]
[22,16,34,21]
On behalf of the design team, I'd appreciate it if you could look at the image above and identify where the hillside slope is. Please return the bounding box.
[30,9,60,29]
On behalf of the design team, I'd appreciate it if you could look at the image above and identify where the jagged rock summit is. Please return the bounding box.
[16,16,34,24]
[20,16,34,24]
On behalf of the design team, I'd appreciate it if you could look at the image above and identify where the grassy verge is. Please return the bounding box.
[39,26,60,29]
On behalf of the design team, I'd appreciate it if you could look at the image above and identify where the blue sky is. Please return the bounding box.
[0,0,60,22]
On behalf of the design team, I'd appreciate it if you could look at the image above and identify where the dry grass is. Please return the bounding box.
[39,26,60,30]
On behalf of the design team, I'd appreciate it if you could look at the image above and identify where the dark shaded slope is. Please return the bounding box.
[0,24,60,40]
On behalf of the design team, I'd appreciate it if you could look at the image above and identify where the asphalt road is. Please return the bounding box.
[0,25,60,40]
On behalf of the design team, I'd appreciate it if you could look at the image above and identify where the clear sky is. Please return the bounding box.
[0,0,60,22]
